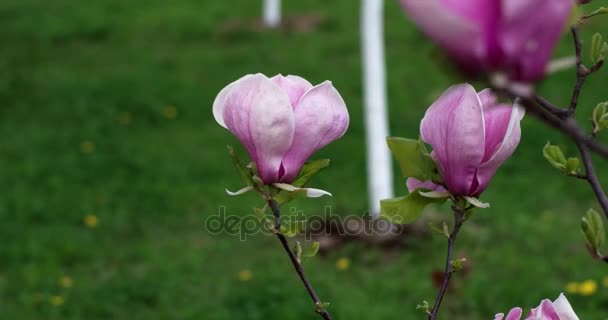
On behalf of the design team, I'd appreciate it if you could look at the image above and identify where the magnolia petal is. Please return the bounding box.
[546,56,576,74]
[504,308,522,320]
[419,190,451,199]
[213,74,256,128]
[270,74,314,109]
[215,74,295,184]
[500,0,574,81]
[280,81,349,182]
[474,99,525,195]
[406,178,447,193]
[399,0,487,72]
[420,84,485,196]
[529,299,561,320]
[272,183,332,198]
[464,196,490,208]
[552,293,579,320]
[225,186,254,196]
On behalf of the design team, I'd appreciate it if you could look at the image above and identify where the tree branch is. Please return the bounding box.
[575,142,608,215]
[428,204,466,320]
[568,26,587,115]
[267,199,333,320]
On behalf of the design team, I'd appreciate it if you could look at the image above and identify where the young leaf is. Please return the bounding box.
[380,189,446,224]
[581,209,606,251]
[590,33,604,64]
[273,159,330,205]
[592,102,608,134]
[565,157,581,175]
[227,145,255,186]
[542,142,567,171]
[302,242,321,262]
[386,137,438,181]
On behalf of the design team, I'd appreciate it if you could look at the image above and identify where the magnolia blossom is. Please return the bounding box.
[213,73,349,196]
[495,293,579,320]
[399,0,574,82]
[408,84,524,197]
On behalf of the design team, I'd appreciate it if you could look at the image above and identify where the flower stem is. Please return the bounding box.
[267,199,333,320]
[428,203,466,320]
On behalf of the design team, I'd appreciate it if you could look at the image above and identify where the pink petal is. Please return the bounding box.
[527,299,560,320]
[214,73,295,183]
[270,74,314,109]
[473,100,524,195]
[505,307,523,320]
[399,0,487,72]
[552,294,579,320]
[280,81,349,182]
[406,178,446,193]
[500,0,573,81]
[420,84,485,196]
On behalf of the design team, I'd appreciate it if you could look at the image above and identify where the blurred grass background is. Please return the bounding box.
[1,0,608,319]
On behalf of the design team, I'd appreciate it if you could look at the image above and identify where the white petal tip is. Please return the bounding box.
[419,190,451,199]
[272,183,332,198]
[225,186,254,196]
[464,196,490,208]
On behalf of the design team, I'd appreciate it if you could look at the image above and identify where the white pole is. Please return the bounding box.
[361,0,393,216]
[263,0,281,28]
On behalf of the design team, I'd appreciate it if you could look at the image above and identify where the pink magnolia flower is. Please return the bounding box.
[399,0,574,82]
[495,293,579,320]
[408,84,524,197]
[213,73,349,186]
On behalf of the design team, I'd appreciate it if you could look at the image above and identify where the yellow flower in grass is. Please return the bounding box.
[59,276,73,288]
[336,257,351,271]
[84,214,99,228]
[163,106,177,119]
[80,141,95,154]
[50,295,64,306]
[578,279,598,296]
[238,269,252,282]
[565,282,579,294]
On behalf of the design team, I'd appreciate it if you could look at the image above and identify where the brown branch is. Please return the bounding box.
[428,204,466,320]
[268,200,333,320]
[575,142,608,215]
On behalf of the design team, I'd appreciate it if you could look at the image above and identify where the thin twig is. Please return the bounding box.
[575,142,608,215]
[267,200,333,320]
[534,94,568,118]
[568,26,587,115]
[428,204,466,320]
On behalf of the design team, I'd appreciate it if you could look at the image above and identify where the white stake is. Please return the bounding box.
[361,0,393,217]
[263,0,281,28]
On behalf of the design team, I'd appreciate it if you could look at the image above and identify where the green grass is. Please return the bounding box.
[1,0,608,319]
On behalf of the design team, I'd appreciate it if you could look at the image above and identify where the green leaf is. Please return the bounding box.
[227,145,255,186]
[302,242,321,261]
[565,157,581,175]
[280,220,305,238]
[273,159,330,205]
[593,102,608,135]
[416,300,429,313]
[450,258,467,272]
[429,221,450,238]
[386,137,438,181]
[542,142,567,171]
[582,209,606,251]
[590,33,605,64]
[380,189,446,224]
[584,7,608,20]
